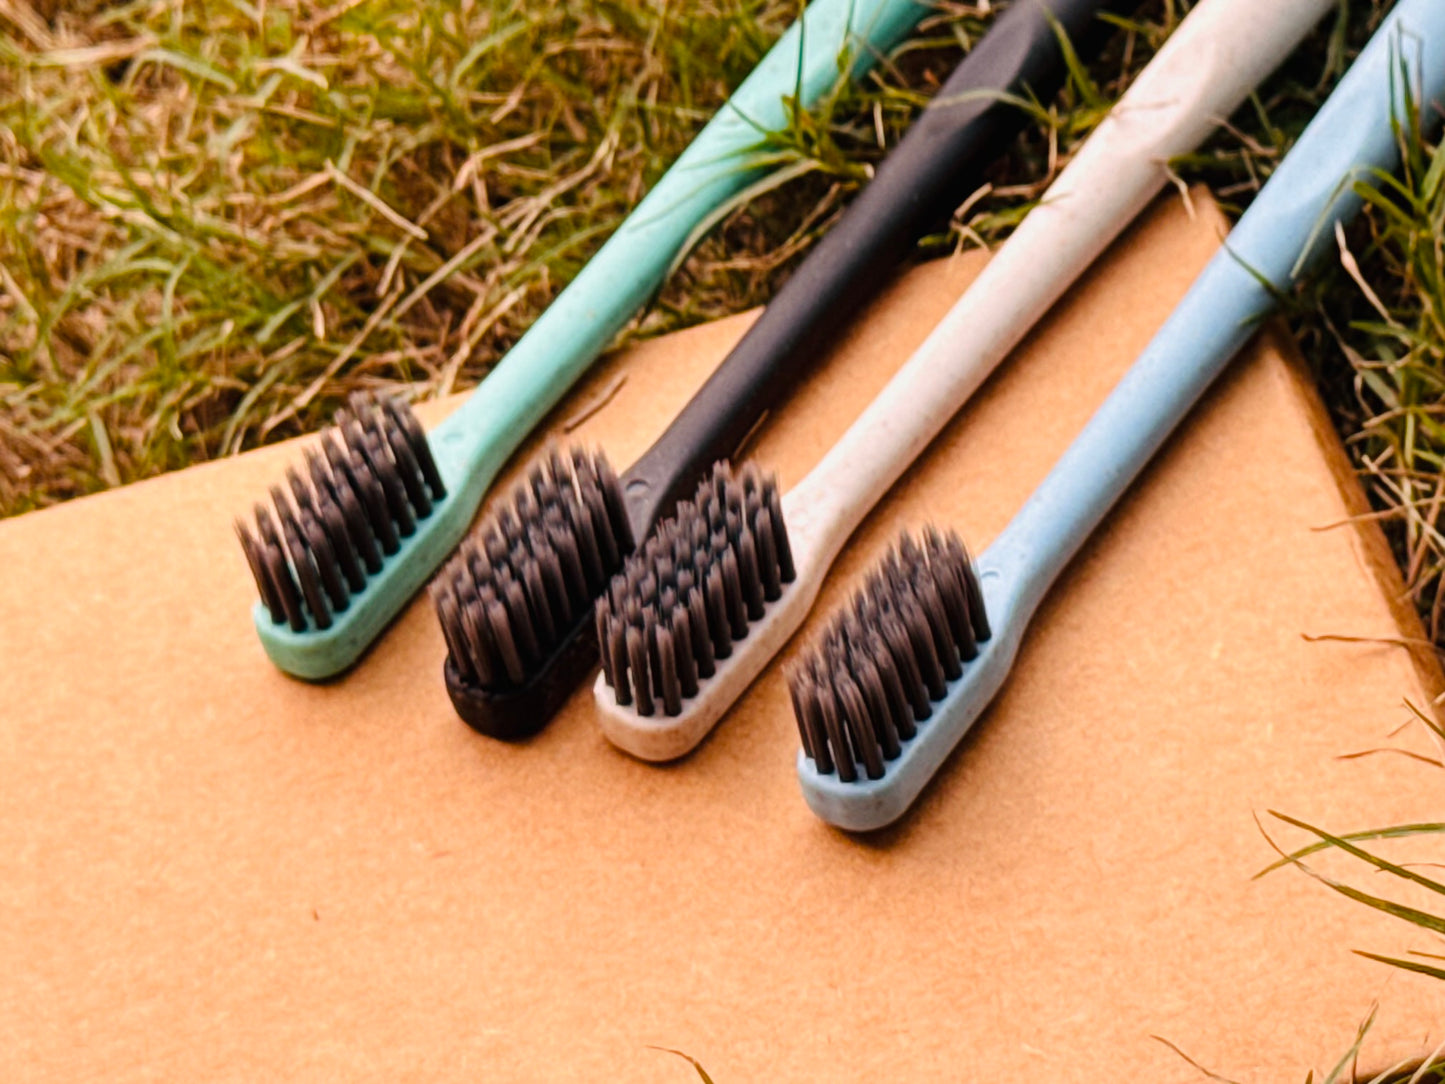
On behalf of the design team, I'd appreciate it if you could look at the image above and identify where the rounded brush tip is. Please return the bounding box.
[433,443,634,738]
[443,623,600,740]
[791,525,996,830]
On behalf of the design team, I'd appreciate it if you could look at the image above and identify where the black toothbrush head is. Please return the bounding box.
[595,460,795,718]
[236,391,446,633]
[788,527,989,783]
[431,445,634,739]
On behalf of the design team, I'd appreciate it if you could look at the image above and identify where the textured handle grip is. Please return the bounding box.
[620,0,1126,534]
[988,0,1445,622]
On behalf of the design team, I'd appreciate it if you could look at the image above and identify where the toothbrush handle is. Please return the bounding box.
[620,0,1124,533]
[784,0,1335,562]
[992,0,1445,621]
[430,0,930,478]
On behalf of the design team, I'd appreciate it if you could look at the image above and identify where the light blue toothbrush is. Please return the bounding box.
[237,0,931,679]
[796,0,1445,831]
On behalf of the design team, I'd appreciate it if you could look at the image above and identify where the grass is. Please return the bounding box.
[1255,697,1445,1084]
[1162,1009,1445,1084]
[0,0,1351,517]
[1307,101,1445,644]
[0,0,810,509]
[0,0,1020,514]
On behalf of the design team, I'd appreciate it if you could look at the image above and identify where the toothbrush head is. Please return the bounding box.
[431,446,635,739]
[790,526,1009,832]
[593,460,800,761]
[236,391,455,679]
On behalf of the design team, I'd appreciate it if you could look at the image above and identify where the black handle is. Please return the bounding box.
[620,0,1129,534]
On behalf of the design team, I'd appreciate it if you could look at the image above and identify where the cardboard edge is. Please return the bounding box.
[1266,320,1445,1076]
[1265,320,1445,716]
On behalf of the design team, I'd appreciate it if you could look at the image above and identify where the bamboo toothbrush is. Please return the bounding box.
[592,0,1338,761]
[794,0,1445,831]
[234,0,933,681]
[432,0,1131,741]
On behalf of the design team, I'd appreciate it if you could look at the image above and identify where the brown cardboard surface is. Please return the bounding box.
[3,191,1443,1081]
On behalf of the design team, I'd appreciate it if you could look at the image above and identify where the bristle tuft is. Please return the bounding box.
[238,392,445,632]
[432,445,633,690]
[596,460,794,717]
[789,527,988,782]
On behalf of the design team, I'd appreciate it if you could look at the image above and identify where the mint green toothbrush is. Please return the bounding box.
[235,0,932,679]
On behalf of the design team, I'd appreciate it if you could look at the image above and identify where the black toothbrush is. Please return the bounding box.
[431,0,1132,739]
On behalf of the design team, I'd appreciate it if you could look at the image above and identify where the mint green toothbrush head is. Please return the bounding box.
[235,0,931,680]
[795,0,1445,831]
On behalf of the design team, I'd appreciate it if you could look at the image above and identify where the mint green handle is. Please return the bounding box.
[431,0,932,504]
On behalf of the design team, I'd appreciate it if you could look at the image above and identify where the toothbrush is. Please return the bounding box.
[432,0,1132,741]
[795,0,1445,831]
[234,0,933,681]
[790,525,991,799]
[592,0,1339,762]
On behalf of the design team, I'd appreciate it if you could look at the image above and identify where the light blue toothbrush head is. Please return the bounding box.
[792,529,1008,832]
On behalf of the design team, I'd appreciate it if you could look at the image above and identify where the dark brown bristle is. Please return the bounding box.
[789,527,989,782]
[237,392,445,631]
[596,460,794,717]
[431,445,633,691]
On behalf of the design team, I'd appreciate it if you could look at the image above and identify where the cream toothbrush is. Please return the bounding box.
[592,0,1338,761]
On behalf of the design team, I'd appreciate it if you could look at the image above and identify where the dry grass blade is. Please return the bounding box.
[1260,737,1445,1006]
[1256,820,1445,877]
[649,1046,716,1083]
[1151,1035,1246,1084]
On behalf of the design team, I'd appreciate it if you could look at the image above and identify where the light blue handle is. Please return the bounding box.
[800,0,1445,831]
[429,0,930,504]
[987,0,1445,625]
